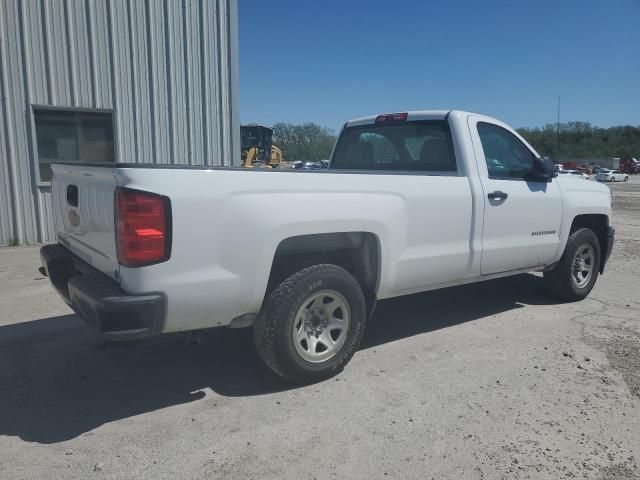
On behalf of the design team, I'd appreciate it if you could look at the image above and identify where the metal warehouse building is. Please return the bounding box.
[0,0,239,245]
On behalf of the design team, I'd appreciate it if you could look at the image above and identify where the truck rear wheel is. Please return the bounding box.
[253,264,366,383]
[543,228,600,301]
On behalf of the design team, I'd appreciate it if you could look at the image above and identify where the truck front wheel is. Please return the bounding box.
[253,264,366,383]
[543,228,600,301]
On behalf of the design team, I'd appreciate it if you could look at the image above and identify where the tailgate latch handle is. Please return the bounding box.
[66,185,79,207]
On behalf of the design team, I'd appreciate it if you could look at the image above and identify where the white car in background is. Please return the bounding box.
[595,169,628,182]
[558,169,590,180]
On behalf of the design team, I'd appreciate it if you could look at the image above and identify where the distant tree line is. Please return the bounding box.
[271,121,640,162]
[272,122,336,161]
[516,122,640,160]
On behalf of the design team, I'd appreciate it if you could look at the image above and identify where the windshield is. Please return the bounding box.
[331,120,457,172]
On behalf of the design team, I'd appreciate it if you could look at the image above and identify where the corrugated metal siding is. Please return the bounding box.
[0,0,239,245]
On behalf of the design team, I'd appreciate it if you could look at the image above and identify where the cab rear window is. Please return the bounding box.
[330,120,457,173]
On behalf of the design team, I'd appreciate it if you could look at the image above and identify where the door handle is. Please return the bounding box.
[488,191,508,201]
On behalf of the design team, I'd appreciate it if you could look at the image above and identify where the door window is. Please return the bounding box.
[477,122,535,180]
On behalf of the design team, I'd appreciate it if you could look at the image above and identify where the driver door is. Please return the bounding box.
[468,116,563,275]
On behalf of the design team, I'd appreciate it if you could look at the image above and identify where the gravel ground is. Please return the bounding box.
[1,177,639,480]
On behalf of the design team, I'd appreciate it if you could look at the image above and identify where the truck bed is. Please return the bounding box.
[50,161,474,333]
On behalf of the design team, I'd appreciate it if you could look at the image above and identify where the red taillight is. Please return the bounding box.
[375,112,408,123]
[115,188,171,267]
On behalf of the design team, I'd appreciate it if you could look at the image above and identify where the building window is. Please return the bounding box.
[33,108,115,182]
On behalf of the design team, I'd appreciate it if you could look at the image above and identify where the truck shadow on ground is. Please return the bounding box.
[0,273,556,444]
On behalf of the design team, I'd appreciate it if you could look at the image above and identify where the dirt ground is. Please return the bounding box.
[1,177,639,480]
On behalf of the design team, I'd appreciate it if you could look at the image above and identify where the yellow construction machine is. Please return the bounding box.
[241,125,284,168]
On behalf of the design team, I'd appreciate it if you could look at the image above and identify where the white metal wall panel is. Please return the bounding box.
[67,0,93,107]
[128,0,152,164]
[0,0,239,245]
[1,0,40,244]
[45,0,72,105]
[186,0,204,166]
[167,0,187,165]
[202,0,221,166]
[20,1,48,104]
[0,50,14,244]
[108,0,132,164]
[0,0,13,245]
[0,109,11,243]
[90,0,113,108]
[147,0,171,166]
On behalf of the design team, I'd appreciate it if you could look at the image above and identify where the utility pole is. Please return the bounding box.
[555,96,561,162]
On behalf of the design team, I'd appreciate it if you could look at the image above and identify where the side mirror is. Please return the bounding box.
[529,157,557,181]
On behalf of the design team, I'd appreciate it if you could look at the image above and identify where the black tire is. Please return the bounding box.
[543,228,600,301]
[624,176,629,182]
[253,264,366,383]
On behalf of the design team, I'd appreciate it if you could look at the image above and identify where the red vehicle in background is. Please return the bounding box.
[560,161,590,173]
[619,158,639,174]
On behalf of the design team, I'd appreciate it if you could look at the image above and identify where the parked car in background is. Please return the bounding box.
[558,169,590,180]
[560,162,589,173]
[279,160,305,169]
[619,158,639,174]
[595,169,628,182]
[302,160,329,170]
[303,161,320,169]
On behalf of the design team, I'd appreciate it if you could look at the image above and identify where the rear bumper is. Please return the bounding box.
[40,244,165,341]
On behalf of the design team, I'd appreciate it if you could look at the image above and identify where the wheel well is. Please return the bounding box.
[570,214,609,271]
[267,232,380,316]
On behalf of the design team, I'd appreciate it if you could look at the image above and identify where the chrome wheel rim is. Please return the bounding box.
[572,243,595,289]
[292,289,350,363]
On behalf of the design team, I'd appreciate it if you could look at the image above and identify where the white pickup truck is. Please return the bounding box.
[41,110,614,383]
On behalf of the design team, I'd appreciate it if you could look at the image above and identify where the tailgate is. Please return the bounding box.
[51,163,119,280]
